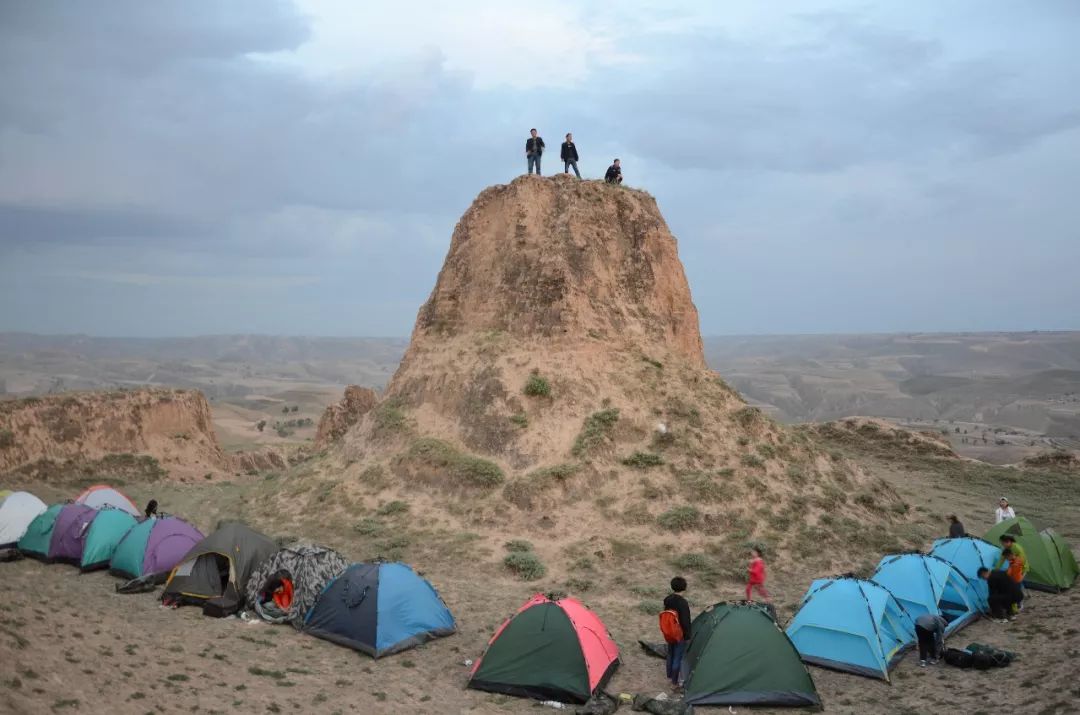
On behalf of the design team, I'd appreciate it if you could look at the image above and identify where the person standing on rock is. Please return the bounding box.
[525,128,545,175]
[560,133,581,177]
[604,158,622,184]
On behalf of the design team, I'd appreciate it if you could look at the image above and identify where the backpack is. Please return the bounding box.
[943,648,973,668]
[659,609,683,644]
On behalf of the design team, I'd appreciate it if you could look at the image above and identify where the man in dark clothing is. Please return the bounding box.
[560,133,581,177]
[979,566,1023,621]
[914,613,946,666]
[662,577,692,689]
[604,158,622,184]
[948,514,965,538]
[525,128,545,175]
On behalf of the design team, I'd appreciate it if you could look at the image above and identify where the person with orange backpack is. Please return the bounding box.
[660,576,692,689]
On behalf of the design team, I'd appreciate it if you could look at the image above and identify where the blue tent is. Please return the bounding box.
[872,554,982,635]
[303,562,456,658]
[786,577,916,681]
[929,537,1001,611]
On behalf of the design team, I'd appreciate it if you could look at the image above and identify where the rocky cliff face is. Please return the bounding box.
[322,175,907,555]
[315,385,379,448]
[0,388,233,480]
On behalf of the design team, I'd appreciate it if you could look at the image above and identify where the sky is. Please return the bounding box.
[1,0,1078,337]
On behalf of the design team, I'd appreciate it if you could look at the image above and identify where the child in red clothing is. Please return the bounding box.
[746,547,771,602]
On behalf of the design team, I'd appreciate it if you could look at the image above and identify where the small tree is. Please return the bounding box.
[256,420,266,433]
[282,405,290,414]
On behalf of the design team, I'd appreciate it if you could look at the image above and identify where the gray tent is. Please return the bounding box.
[246,542,349,627]
[161,522,276,616]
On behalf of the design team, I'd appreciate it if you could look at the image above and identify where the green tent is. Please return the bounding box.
[683,602,820,709]
[80,508,138,572]
[18,503,64,560]
[984,517,1077,592]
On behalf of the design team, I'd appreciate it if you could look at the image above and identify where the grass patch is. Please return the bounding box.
[636,600,663,616]
[0,429,14,448]
[373,399,408,433]
[248,666,286,680]
[503,552,547,580]
[376,500,410,516]
[353,517,384,537]
[502,462,582,509]
[572,408,620,457]
[165,674,189,682]
[641,355,663,369]
[741,454,765,469]
[657,506,701,531]
[732,406,764,428]
[621,451,664,469]
[503,539,534,553]
[403,438,504,488]
[509,412,528,428]
[523,374,552,398]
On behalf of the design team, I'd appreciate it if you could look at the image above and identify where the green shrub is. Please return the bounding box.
[671,552,710,571]
[504,552,546,580]
[757,444,776,459]
[657,506,701,531]
[504,539,534,553]
[641,356,663,369]
[376,500,410,516]
[0,429,14,448]
[353,518,383,537]
[676,471,724,502]
[509,412,528,428]
[523,374,551,398]
[571,408,620,457]
[732,406,764,428]
[622,451,663,469]
[741,454,765,469]
[736,436,750,447]
[564,577,593,593]
[373,399,407,433]
[502,462,581,509]
[405,438,504,488]
[636,600,662,615]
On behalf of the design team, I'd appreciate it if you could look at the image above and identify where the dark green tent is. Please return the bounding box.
[984,517,1078,592]
[683,602,821,709]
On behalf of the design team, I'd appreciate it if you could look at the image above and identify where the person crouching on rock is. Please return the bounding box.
[605,158,622,184]
[526,128,545,175]
[561,133,581,178]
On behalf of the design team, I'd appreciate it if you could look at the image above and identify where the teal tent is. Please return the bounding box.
[80,509,138,571]
[18,504,64,561]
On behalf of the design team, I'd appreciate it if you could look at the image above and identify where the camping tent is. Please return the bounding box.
[303,562,455,656]
[161,521,276,615]
[75,484,139,516]
[786,577,916,681]
[0,491,48,548]
[18,504,65,560]
[79,508,138,571]
[110,516,204,582]
[468,594,619,704]
[929,537,1002,610]
[984,517,1077,592]
[682,602,820,708]
[872,554,982,634]
[48,503,100,564]
[247,543,349,627]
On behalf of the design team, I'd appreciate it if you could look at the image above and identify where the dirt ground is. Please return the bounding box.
[2,444,1078,714]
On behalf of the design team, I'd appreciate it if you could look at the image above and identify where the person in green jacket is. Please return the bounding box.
[994,534,1028,575]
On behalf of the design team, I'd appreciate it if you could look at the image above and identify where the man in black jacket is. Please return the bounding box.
[979,566,1023,621]
[662,577,692,689]
[525,128,544,175]
[560,133,580,177]
[605,158,622,184]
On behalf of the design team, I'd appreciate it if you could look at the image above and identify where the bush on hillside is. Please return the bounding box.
[572,408,620,457]
[404,438,504,488]
[523,374,551,398]
[621,451,664,469]
[504,539,534,553]
[504,552,546,581]
[658,506,701,531]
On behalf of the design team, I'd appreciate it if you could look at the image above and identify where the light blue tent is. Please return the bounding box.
[929,537,1001,611]
[872,554,982,635]
[786,577,916,681]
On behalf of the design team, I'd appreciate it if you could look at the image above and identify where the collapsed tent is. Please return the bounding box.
[18,504,65,560]
[247,543,349,627]
[929,537,1002,610]
[872,554,982,634]
[984,517,1078,592]
[110,516,204,582]
[682,602,820,708]
[79,508,138,571]
[469,594,619,704]
[162,521,276,615]
[304,562,455,656]
[75,484,139,516]
[47,503,100,564]
[786,577,915,681]
[0,491,47,548]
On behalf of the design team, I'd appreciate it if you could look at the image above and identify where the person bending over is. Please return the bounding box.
[914,613,946,666]
[979,566,1023,622]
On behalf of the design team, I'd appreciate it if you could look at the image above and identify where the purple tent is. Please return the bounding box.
[110,516,205,581]
[48,503,99,563]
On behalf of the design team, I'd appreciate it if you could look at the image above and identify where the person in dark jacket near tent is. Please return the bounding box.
[979,566,1023,622]
[914,613,946,666]
[560,133,581,177]
[948,514,965,538]
[662,577,692,689]
[525,128,545,175]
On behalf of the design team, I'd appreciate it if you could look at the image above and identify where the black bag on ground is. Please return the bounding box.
[966,642,1015,666]
[943,647,973,668]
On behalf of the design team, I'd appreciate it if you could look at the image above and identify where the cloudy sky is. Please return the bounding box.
[1,1,1078,337]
